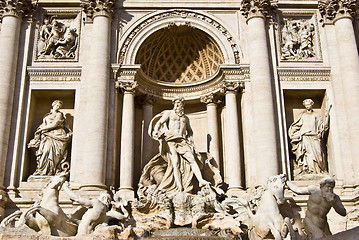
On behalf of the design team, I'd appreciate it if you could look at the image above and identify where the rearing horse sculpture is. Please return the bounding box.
[223,174,295,240]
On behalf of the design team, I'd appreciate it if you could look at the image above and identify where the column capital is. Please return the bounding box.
[81,0,116,20]
[200,93,222,105]
[0,0,36,19]
[220,81,243,94]
[240,0,276,20]
[135,94,158,106]
[318,0,357,23]
[116,80,138,93]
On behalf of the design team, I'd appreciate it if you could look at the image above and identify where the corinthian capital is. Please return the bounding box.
[116,81,138,93]
[240,0,276,19]
[220,81,242,94]
[81,0,116,20]
[319,0,357,22]
[200,93,222,105]
[0,0,36,19]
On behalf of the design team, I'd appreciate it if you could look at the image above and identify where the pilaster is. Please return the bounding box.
[137,94,157,168]
[200,93,222,166]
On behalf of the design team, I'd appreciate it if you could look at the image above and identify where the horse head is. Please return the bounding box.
[266,174,287,205]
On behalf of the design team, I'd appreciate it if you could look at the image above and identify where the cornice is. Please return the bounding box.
[27,67,81,81]
[277,67,331,81]
[115,65,248,100]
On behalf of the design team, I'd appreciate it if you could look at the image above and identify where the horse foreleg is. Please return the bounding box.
[267,221,283,240]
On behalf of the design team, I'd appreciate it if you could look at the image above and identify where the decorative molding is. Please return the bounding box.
[27,67,82,82]
[240,0,276,20]
[119,65,248,100]
[0,0,36,19]
[118,9,241,65]
[319,0,357,22]
[81,0,115,20]
[277,68,331,81]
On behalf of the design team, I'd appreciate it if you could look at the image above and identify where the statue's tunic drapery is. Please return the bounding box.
[288,111,326,175]
[139,112,222,197]
[29,112,72,175]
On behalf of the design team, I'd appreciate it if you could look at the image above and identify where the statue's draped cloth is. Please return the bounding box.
[288,111,326,174]
[28,113,72,175]
[139,112,223,197]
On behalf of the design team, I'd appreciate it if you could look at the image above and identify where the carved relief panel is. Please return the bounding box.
[34,11,81,62]
[277,12,322,62]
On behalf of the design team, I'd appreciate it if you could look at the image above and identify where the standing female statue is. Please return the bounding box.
[28,100,72,176]
[288,99,331,176]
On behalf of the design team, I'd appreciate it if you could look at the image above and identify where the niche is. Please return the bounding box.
[23,90,75,181]
[284,89,329,180]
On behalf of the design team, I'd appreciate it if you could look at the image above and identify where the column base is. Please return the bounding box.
[79,184,108,191]
[118,187,135,200]
[227,187,245,197]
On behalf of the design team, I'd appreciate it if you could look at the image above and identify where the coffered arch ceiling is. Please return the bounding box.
[135,25,225,84]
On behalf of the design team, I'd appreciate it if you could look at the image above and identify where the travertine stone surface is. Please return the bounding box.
[78,2,114,189]
[0,0,358,238]
[242,2,280,183]
[221,82,242,195]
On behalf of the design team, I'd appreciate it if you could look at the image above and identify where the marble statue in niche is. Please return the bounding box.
[288,99,331,177]
[281,18,316,60]
[287,177,346,240]
[37,17,78,59]
[138,96,223,198]
[28,100,72,176]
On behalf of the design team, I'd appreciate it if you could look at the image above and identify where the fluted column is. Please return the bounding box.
[0,0,35,217]
[78,0,115,190]
[141,95,157,168]
[118,81,137,199]
[222,82,242,196]
[200,93,221,166]
[241,0,279,183]
[319,0,359,183]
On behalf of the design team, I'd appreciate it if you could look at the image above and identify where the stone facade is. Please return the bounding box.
[0,0,358,238]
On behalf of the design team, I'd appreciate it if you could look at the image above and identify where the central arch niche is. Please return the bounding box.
[135,25,225,84]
